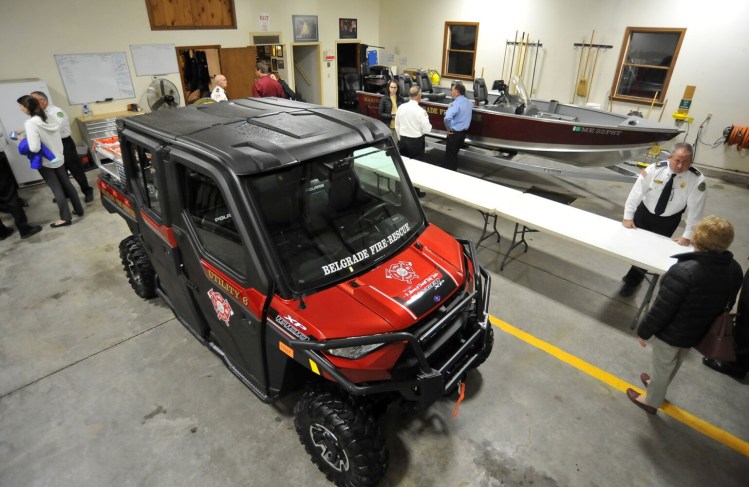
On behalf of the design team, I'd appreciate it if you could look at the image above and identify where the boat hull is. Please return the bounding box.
[356,92,681,166]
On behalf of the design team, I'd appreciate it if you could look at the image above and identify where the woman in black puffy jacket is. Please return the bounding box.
[378,80,402,140]
[627,215,743,414]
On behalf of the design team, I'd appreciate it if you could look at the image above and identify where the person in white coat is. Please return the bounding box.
[17,95,83,227]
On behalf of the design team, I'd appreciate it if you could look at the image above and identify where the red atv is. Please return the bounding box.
[97,98,492,486]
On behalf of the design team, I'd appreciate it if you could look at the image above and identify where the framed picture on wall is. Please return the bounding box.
[264,45,271,54]
[339,18,357,39]
[293,15,318,42]
[276,45,283,58]
[278,60,285,70]
[271,58,278,71]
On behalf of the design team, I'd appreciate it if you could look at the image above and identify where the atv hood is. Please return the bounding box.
[293,225,467,339]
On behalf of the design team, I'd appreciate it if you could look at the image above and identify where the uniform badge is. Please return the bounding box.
[208,288,234,327]
[698,182,706,192]
[680,182,686,189]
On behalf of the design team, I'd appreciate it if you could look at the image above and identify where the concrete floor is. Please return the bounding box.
[2,154,749,487]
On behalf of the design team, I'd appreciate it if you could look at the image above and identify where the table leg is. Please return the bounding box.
[631,272,660,330]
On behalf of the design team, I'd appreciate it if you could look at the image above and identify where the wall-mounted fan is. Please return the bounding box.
[147,78,180,111]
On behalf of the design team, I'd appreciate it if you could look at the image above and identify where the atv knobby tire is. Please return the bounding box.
[294,387,387,487]
[119,235,157,299]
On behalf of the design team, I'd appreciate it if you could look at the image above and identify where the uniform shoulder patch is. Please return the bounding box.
[689,166,702,176]
[56,111,64,118]
[656,160,667,167]
[698,181,706,192]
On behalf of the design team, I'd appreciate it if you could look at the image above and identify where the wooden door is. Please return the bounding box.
[220,47,257,99]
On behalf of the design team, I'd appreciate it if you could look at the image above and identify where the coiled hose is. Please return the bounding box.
[725,125,749,151]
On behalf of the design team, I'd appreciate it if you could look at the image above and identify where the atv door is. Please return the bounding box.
[121,132,211,340]
[164,151,272,399]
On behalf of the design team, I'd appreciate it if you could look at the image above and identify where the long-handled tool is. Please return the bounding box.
[530,38,540,96]
[576,30,595,98]
[571,35,586,103]
[508,30,518,83]
[584,46,601,104]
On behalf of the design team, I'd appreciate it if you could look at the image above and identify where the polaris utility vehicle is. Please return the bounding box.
[97,98,492,486]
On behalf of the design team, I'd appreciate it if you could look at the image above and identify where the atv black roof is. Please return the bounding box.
[119,97,390,175]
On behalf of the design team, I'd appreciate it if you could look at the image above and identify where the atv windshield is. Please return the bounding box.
[247,142,425,293]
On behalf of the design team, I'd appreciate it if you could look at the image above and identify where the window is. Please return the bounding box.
[184,168,245,272]
[611,27,686,105]
[246,143,424,293]
[130,146,162,216]
[442,22,479,81]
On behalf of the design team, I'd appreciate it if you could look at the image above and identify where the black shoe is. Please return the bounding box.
[20,225,42,239]
[50,220,71,228]
[0,227,14,240]
[702,357,747,380]
[84,190,94,203]
[619,283,637,297]
[73,209,84,217]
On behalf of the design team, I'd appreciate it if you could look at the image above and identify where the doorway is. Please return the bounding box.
[176,45,257,103]
[292,44,321,104]
[336,42,362,109]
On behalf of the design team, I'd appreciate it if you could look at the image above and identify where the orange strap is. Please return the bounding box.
[452,382,466,418]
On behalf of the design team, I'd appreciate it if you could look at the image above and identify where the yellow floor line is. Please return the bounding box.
[489,315,749,458]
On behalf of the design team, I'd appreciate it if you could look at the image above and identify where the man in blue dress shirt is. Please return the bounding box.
[443,81,472,171]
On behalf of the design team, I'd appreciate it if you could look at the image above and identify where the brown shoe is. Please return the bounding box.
[640,373,651,388]
[626,388,657,414]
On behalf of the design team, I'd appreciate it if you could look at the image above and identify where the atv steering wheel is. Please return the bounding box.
[360,202,389,224]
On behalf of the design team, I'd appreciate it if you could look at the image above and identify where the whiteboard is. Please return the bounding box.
[130,44,179,76]
[54,52,136,105]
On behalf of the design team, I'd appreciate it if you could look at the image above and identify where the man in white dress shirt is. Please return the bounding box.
[395,86,432,160]
[620,142,706,296]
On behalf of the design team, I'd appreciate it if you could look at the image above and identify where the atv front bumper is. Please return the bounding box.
[288,239,491,410]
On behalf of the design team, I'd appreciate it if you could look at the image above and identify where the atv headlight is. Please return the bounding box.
[327,343,385,360]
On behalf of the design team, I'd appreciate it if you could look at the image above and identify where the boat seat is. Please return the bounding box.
[473,78,489,106]
[399,74,414,101]
[416,70,446,101]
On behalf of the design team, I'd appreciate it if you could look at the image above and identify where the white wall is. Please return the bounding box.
[379,0,749,174]
[0,0,380,134]
[2,0,747,174]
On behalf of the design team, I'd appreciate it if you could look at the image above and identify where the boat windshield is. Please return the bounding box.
[246,142,425,293]
[512,76,531,106]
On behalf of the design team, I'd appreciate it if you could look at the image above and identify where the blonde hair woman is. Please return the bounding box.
[627,216,743,414]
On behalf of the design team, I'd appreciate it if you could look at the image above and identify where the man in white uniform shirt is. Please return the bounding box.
[619,142,706,296]
[31,91,94,202]
[395,86,432,160]
[210,74,228,102]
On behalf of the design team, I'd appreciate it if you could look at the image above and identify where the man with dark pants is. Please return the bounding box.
[395,86,432,160]
[31,91,94,202]
[443,81,472,171]
[619,142,706,296]
[0,151,42,240]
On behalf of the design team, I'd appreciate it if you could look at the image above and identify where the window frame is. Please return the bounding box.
[610,26,686,106]
[441,22,480,81]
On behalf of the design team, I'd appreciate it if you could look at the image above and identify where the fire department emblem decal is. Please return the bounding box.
[207,288,234,327]
[385,261,418,284]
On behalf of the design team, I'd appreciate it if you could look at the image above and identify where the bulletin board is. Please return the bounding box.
[54,52,136,105]
[130,44,180,76]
